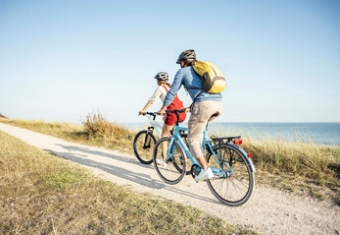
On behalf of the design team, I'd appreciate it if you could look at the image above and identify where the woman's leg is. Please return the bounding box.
[159,123,174,163]
[162,123,173,138]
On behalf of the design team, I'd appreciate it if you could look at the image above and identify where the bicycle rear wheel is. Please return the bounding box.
[206,144,255,206]
[133,130,156,164]
[153,137,186,185]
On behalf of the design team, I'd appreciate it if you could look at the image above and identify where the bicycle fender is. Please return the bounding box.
[236,145,256,173]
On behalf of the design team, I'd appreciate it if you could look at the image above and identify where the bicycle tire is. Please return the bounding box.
[153,137,186,185]
[133,130,157,164]
[206,144,255,206]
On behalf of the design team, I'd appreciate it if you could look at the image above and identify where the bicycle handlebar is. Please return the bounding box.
[165,108,187,114]
[140,112,157,120]
[140,109,187,123]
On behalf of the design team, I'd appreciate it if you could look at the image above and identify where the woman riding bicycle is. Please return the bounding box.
[157,49,223,181]
[139,72,187,161]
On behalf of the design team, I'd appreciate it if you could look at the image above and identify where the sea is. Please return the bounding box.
[121,122,340,146]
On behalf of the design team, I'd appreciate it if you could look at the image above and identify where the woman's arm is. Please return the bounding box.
[139,86,165,115]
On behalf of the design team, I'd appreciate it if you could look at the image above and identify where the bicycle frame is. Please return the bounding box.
[144,112,163,138]
[166,124,233,179]
[168,125,197,163]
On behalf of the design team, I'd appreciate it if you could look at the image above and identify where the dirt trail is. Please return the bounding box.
[0,123,339,235]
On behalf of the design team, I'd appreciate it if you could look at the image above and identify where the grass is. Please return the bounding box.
[1,113,339,206]
[0,130,255,235]
[0,115,135,152]
[210,124,340,205]
[243,136,339,203]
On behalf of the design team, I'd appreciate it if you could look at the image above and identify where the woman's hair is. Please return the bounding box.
[185,60,197,67]
[158,79,172,88]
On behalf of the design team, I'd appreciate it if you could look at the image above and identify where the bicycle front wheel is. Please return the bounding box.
[206,144,255,206]
[153,137,186,185]
[133,130,156,164]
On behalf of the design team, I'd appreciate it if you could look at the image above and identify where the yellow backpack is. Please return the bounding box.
[192,61,226,94]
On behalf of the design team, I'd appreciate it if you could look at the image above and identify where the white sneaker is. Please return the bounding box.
[195,167,214,181]
[156,159,167,167]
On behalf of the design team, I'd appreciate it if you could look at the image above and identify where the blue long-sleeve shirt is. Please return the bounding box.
[163,66,222,106]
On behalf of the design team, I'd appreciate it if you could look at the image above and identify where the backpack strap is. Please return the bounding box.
[193,91,203,103]
[163,85,181,101]
[189,90,203,111]
[162,85,169,92]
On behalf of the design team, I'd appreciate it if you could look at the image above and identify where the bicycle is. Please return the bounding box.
[133,112,162,164]
[133,111,190,166]
[153,109,256,206]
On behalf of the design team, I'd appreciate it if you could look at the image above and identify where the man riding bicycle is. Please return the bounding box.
[158,49,223,181]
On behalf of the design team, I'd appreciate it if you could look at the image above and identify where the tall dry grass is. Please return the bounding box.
[243,137,339,204]
[1,112,135,152]
[0,131,254,235]
[1,113,339,205]
[210,124,340,204]
[82,111,132,142]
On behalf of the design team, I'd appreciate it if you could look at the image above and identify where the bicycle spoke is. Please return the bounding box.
[153,137,186,185]
[207,144,255,206]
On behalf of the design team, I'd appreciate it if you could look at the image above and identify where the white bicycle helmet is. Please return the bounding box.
[154,72,169,81]
[176,49,196,64]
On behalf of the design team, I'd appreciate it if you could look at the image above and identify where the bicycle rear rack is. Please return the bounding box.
[211,136,242,147]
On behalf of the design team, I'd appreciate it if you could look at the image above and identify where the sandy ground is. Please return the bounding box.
[0,122,339,235]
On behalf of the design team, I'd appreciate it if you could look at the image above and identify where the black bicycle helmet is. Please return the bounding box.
[154,72,169,81]
[176,49,196,64]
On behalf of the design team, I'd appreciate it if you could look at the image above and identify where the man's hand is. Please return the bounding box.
[157,106,167,116]
[183,107,190,113]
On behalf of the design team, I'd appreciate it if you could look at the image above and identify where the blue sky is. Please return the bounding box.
[1,0,339,123]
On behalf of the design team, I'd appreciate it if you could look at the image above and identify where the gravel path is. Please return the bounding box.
[0,123,339,235]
